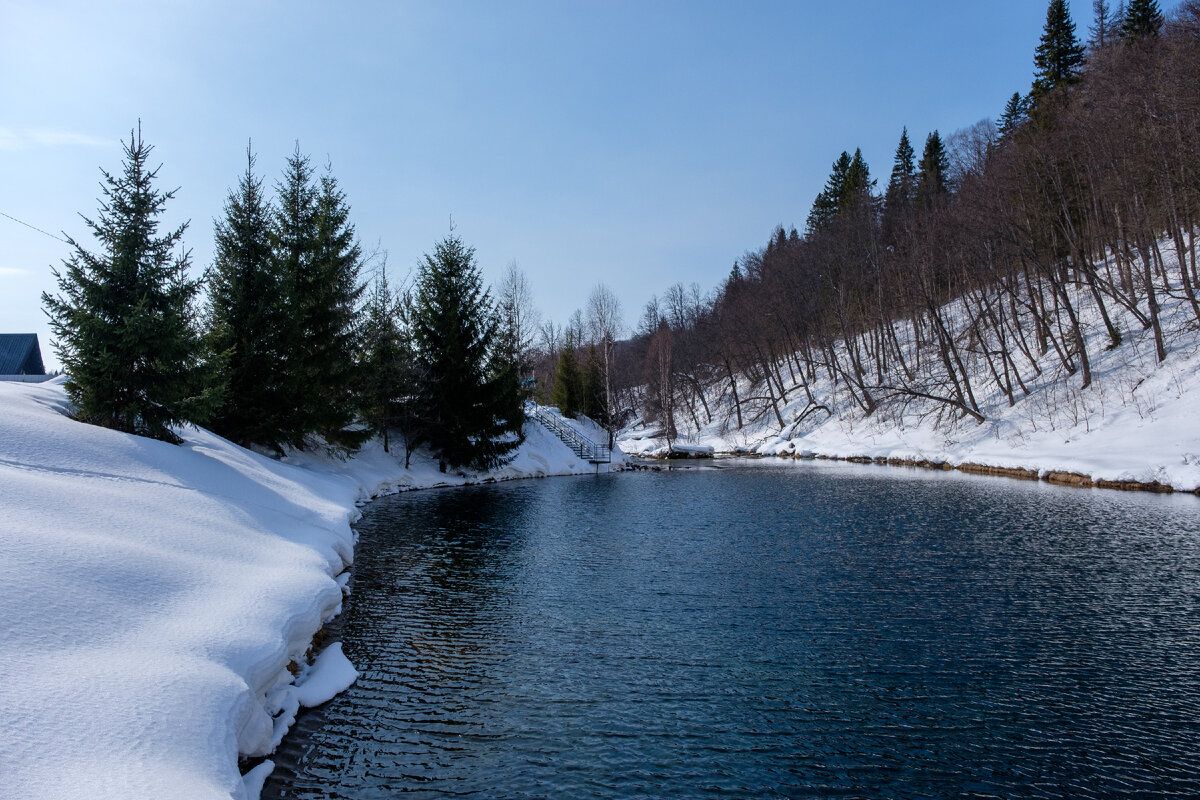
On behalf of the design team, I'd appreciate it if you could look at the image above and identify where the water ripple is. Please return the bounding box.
[266,462,1200,799]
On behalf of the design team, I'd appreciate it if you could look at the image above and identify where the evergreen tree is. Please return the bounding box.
[806,151,852,235]
[1119,0,1163,38]
[304,165,366,445]
[43,126,217,442]
[998,92,1032,138]
[269,145,319,446]
[205,145,294,450]
[882,128,917,241]
[486,302,527,452]
[581,344,607,424]
[885,128,916,204]
[839,148,874,212]
[270,148,365,449]
[411,234,521,471]
[357,271,410,456]
[915,131,950,210]
[551,344,582,417]
[1032,0,1086,99]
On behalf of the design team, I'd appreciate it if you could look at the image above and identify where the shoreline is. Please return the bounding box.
[632,449,1198,496]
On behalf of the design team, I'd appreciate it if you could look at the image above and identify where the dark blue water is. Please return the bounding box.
[264,461,1200,799]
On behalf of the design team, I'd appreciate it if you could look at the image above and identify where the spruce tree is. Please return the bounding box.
[305,165,366,445]
[1119,0,1163,38]
[806,151,852,235]
[885,129,916,204]
[882,128,917,242]
[270,147,365,449]
[357,271,417,459]
[915,131,950,211]
[839,149,873,213]
[998,92,1032,138]
[411,234,521,471]
[205,145,294,450]
[581,344,607,424]
[551,344,582,417]
[269,145,319,446]
[1032,0,1086,99]
[43,126,217,442]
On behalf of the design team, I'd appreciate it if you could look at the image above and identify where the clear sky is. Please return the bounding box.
[2,0,1098,369]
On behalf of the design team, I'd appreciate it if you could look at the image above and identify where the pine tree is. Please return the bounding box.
[205,145,294,450]
[581,344,607,424]
[806,151,852,235]
[270,147,365,450]
[269,145,319,446]
[551,344,582,417]
[43,126,217,442]
[998,92,1032,138]
[304,165,366,446]
[411,234,520,472]
[882,128,917,241]
[1032,0,1086,99]
[357,271,410,456]
[916,131,950,210]
[839,148,873,213]
[1119,0,1163,38]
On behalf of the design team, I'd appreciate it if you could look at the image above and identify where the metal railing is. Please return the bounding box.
[526,403,611,463]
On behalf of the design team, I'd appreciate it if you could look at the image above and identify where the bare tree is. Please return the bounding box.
[586,283,624,433]
[497,260,541,377]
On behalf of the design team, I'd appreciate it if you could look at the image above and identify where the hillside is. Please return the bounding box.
[619,243,1200,494]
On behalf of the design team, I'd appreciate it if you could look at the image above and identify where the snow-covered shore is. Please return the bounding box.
[620,252,1200,495]
[0,380,616,800]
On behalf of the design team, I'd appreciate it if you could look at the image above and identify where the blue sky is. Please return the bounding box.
[2,0,1098,368]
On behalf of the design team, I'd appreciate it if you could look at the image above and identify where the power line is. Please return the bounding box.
[0,211,68,243]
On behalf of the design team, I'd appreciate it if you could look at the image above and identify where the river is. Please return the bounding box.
[264,460,1200,799]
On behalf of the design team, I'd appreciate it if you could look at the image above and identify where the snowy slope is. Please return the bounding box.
[0,379,609,800]
[620,252,1200,494]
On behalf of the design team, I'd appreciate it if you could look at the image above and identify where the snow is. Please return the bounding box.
[620,248,1200,494]
[0,380,617,800]
[292,642,358,709]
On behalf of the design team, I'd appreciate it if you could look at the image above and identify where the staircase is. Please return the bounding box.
[527,403,611,463]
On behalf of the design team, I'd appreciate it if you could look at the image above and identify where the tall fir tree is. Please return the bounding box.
[1119,0,1163,38]
[551,344,582,417]
[915,131,951,211]
[806,151,852,235]
[411,234,521,471]
[357,271,416,458]
[304,165,366,445]
[998,92,1032,138]
[269,145,319,446]
[882,128,916,242]
[1032,0,1086,99]
[270,147,365,449]
[838,149,873,213]
[581,344,607,424]
[205,145,294,450]
[43,126,217,442]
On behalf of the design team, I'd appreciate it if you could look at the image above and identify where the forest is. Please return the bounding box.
[548,0,1200,445]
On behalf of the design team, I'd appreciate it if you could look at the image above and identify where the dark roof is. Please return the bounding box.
[0,334,46,375]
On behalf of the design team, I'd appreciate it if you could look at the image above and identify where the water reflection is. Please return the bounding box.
[266,461,1200,799]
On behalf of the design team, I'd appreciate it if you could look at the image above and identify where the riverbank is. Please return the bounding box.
[0,379,618,800]
[619,246,1200,496]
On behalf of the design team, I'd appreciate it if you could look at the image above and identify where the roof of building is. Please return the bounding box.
[0,334,47,375]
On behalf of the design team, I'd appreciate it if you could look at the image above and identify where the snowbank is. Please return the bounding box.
[0,379,613,800]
